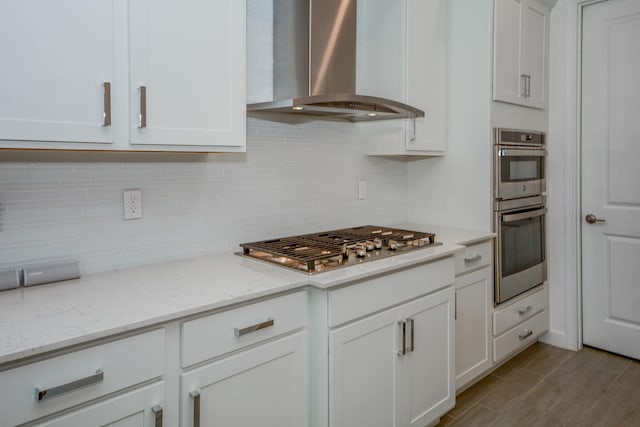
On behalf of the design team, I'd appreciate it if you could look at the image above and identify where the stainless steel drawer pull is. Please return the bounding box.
[190,391,200,427]
[464,254,482,264]
[234,319,274,337]
[518,305,533,315]
[152,405,163,427]
[398,320,407,356]
[521,74,528,97]
[138,86,147,128]
[519,329,533,340]
[102,82,111,127]
[35,369,104,402]
[407,317,415,353]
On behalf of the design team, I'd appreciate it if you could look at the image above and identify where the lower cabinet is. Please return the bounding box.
[329,287,454,427]
[454,266,493,390]
[34,382,165,427]
[181,332,308,427]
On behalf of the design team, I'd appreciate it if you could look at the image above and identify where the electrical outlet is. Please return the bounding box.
[358,179,368,200]
[123,190,143,220]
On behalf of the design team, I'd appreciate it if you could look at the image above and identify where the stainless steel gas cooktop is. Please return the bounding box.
[238,225,439,274]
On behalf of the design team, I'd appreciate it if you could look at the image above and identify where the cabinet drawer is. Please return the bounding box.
[0,329,165,427]
[493,284,548,336]
[455,241,492,276]
[493,309,549,362]
[182,291,307,368]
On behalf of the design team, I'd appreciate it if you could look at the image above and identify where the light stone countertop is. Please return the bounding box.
[399,223,496,246]
[0,238,467,366]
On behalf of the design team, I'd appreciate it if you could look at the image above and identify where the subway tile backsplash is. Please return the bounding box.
[0,119,408,274]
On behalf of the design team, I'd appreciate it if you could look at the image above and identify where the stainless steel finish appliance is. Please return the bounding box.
[238,225,438,274]
[246,0,425,122]
[494,128,546,201]
[494,128,547,305]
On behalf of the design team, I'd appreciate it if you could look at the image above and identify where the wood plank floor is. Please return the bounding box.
[437,343,640,426]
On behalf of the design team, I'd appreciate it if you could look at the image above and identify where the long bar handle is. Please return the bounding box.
[464,254,482,264]
[35,369,104,402]
[407,318,415,352]
[519,329,534,340]
[190,391,200,427]
[526,75,531,97]
[398,321,407,356]
[138,86,147,128]
[234,318,274,337]
[102,82,111,127]
[152,405,163,427]
[498,148,546,157]
[521,74,527,97]
[501,208,547,223]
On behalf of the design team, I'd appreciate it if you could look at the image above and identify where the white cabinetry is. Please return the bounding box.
[328,259,455,427]
[364,0,447,157]
[128,0,245,150]
[454,240,493,390]
[180,291,308,427]
[493,0,549,109]
[0,0,115,148]
[0,0,246,152]
[0,329,165,427]
[492,284,549,362]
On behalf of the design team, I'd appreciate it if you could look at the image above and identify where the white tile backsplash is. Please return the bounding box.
[0,118,408,274]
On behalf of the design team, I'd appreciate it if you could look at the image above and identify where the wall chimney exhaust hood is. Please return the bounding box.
[247,0,425,122]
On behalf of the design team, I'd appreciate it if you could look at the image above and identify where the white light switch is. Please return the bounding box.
[358,179,368,200]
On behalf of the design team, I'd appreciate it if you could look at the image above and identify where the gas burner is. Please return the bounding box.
[238,225,439,274]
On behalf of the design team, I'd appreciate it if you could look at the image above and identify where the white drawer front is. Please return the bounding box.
[328,257,455,327]
[493,309,549,362]
[182,291,307,368]
[455,241,492,276]
[493,284,548,336]
[0,329,165,427]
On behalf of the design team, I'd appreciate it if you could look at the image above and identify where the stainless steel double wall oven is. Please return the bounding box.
[494,128,547,305]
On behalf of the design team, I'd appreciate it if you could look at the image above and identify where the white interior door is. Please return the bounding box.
[582,0,640,359]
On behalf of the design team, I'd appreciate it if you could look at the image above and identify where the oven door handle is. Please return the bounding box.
[498,148,547,157]
[501,208,547,223]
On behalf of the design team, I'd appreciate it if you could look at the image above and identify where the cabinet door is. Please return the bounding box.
[401,287,455,427]
[493,0,524,105]
[330,308,402,427]
[129,0,246,151]
[181,332,307,427]
[34,382,164,427]
[520,0,548,109]
[0,0,115,147]
[405,0,447,153]
[455,267,493,390]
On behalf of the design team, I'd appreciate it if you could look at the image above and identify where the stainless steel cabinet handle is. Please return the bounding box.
[464,254,482,264]
[407,318,415,352]
[152,405,163,427]
[409,118,416,142]
[190,391,200,427]
[398,321,407,356]
[234,318,274,337]
[518,305,533,315]
[454,293,457,320]
[519,329,533,340]
[585,214,606,224]
[521,74,527,97]
[102,82,111,127]
[35,369,104,402]
[138,86,147,128]
[526,75,531,97]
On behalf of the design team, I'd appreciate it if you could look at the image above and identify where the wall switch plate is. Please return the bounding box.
[358,179,368,200]
[124,190,143,220]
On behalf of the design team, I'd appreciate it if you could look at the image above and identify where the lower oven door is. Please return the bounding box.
[495,205,547,304]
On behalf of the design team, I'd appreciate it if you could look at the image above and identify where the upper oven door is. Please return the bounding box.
[494,147,546,200]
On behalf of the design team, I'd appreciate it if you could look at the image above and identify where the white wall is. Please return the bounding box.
[0,0,409,275]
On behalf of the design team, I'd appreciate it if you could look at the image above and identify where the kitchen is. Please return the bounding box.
[1,0,639,426]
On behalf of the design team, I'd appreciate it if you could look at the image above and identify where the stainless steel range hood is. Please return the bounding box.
[247,0,425,122]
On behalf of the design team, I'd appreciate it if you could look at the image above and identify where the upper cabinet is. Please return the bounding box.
[0,0,115,149]
[0,0,246,152]
[493,0,549,110]
[361,0,447,158]
[128,0,245,150]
